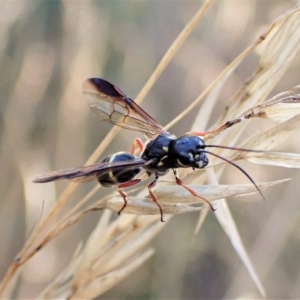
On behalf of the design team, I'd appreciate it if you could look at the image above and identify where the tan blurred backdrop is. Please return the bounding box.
[0,0,300,299]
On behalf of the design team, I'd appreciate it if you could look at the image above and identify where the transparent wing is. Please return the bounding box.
[33,158,149,183]
[82,78,167,139]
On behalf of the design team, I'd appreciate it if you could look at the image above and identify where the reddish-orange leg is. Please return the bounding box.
[117,179,141,215]
[172,170,216,212]
[148,175,165,222]
[187,119,245,138]
[187,127,227,137]
[186,127,234,136]
[130,138,145,154]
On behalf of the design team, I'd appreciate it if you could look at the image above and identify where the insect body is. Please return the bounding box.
[34,78,264,222]
[33,151,150,215]
[84,78,219,219]
[33,152,146,185]
[142,134,209,173]
[98,152,142,187]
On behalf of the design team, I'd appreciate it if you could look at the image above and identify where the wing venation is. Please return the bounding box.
[82,78,167,138]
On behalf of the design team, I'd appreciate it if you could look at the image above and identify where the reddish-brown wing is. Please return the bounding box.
[82,78,167,139]
[33,158,149,183]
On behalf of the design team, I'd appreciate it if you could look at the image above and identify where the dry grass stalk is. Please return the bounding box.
[187,6,300,297]
[1,3,300,300]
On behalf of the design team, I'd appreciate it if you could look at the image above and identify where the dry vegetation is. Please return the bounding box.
[1,1,300,299]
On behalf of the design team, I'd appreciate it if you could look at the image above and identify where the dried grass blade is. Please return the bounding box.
[240,113,300,152]
[248,85,300,123]
[216,199,266,297]
[247,152,300,168]
[154,180,289,203]
[105,180,289,215]
[68,213,161,294]
[38,243,84,299]
[190,7,300,298]
[73,249,155,299]
[232,7,300,114]
[108,198,204,215]
[203,167,267,298]
[134,0,215,106]
[206,7,300,146]
[91,222,163,276]
[208,85,300,136]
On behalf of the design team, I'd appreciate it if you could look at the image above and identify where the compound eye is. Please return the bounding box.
[177,152,193,167]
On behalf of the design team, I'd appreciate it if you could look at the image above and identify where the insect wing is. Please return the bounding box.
[33,158,149,183]
[82,78,167,138]
[32,166,93,183]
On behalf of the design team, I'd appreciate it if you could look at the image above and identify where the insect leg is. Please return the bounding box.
[117,179,141,215]
[172,170,216,212]
[130,138,145,154]
[186,130,221,137]
[187,118,244,138]
[148,174,164,222]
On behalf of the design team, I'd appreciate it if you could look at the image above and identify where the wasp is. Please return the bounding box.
[34,78,264,221]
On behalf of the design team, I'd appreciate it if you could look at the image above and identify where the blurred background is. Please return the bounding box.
[0,0,300,299]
